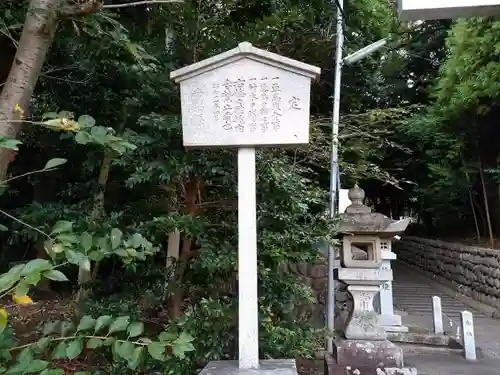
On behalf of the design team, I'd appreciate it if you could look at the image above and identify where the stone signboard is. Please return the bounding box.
[170,42,320,147]
[397,0,500,20]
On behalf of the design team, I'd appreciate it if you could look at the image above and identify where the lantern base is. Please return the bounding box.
[198,360,298,375]
[332,338,404,368]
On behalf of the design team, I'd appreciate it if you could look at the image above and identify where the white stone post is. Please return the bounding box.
[432,296,443,334]
[238,148,259,368]
[461,310,476,360]
[379,240,407,332]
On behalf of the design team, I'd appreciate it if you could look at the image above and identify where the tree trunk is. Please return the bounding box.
[161,229,180,302]
[463,163,480,243]
[468,188,481,243]
[478,158,494,247]
[168,179,201,318]
[472,194,487,237]
[75,151,113,316]
[0,0,60,180]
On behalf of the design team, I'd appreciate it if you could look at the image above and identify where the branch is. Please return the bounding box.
[102,0,183,8]
[59,0,103,18]
[0,209,52,240]
[2,167,58,185]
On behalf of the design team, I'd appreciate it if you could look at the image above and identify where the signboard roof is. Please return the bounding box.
[170,42,321,83]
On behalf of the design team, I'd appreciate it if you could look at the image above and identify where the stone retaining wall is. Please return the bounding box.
[394,236,500,310]
[286,257,351,329]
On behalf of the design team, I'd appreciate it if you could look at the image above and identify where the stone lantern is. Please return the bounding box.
[330,185,413,374]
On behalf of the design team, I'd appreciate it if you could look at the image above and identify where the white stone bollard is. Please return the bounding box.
[461,310,477,360]
[432,296,443,334]
[379,241,408,333]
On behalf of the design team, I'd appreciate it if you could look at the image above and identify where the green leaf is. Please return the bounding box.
[0,224,8,231]
[118,341,134,360]
[77,115,96,128]
[90,126,108,145]
[0,275,16,294]
[129,233,144,248]
[40,369,64,375]
[114,249,128,257]
[0,136,21,151]
[128,346,143,370]
[77,316,95,332]
[172,332,195,359]
[22,359,49,374]
[109,143,126,154]
[17,347,33,363]
[41,112,59,120]
[158,331,176,343]
[14,281,29,296]
[94,315,112,333]
[65,249,84,265]
[4,361,27,375]
[80,232,93,252]
[43,269,69,282]
[51,220,73,234]
[108,316,130,334]
[0,264,24,293]
[96,236,112,253]
[66,339,83,359]
[110,228,123,250]
[74,131,92,145]
[147,342,165,360]
[88,251,104,261]
[52,341,67,359]
[21,259,52,275]
[50,243,65,254]
[36,337,51,351]
[127,322,143,338]
[112,340,121,359]
[24,271,41,285]
[86,338,103,349]
[74,372,91,375]
[55,233,79,245]
[44,158,67,170]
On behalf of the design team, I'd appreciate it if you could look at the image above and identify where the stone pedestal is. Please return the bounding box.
[380,246,408,333]
[334,338,404,367]
[337,268,392,340]
[325,354,417,375]
[325,340,419,375]
[346,285,387,340]
[199,360,297,375]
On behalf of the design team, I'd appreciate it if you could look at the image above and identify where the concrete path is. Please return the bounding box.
[392,261,500,359]
[403,351,500,375]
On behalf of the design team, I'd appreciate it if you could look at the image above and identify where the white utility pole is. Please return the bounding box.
[326,0,387,353]
[326,0,344,354]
